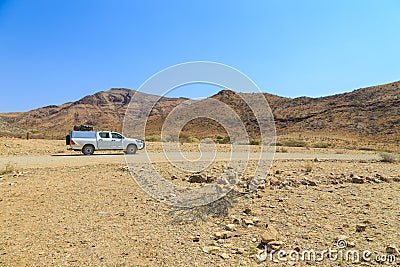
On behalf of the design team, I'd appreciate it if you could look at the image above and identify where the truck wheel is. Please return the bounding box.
[82,145,95,155]
[126,144,137,154]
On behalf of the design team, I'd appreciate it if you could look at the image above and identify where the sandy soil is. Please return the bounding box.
[0,138,399,266]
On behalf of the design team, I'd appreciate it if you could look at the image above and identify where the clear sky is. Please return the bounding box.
[0,0,399,112]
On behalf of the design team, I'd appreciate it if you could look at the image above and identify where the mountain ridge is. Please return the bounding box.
[0,81,399,147]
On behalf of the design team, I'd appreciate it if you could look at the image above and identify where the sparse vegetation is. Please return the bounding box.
[312,142,330,148]
[0,162,18,175]
[358,147,375,151]
[216,136,230,144]
[249,139,261,146]
[380,152,396,163]
[277,147,288,153]
[281,140,308,147]
[145,135,161,142]
[305,161,314,172]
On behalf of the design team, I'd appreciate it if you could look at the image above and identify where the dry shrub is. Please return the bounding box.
[380,152,396,163]
[305,161,314,172]
[0,162,18,175]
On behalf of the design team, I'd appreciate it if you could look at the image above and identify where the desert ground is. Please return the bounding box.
[0,137,399,266]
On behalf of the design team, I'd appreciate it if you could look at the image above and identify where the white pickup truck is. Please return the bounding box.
[66,131,145,155]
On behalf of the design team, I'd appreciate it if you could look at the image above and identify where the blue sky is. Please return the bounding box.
[0,0,399,112]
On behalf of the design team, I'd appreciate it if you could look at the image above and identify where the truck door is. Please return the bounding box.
[98,132,113,149]
[111,132,124,149]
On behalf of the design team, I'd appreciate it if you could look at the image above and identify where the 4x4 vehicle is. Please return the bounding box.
[66,131,144,155]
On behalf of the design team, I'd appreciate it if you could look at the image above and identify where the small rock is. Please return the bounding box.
[356,224,367,232]
[351,176,365,184]
[192,235,200,242]
[232,218,241,224]
[386,245,400,255]
[269,178,281,186]
[301,177,317,186]
[243,205,251,215]
[267,240,284,251]
[225,224,236,231]
[243,219,254,226]
[251,238,257,242]
[220,253,229,259]
[214,232,222,239]
[347,241,356,248]
[202,246,220,254]
[214,231,232,240]
[261,224,280,244]
[253,217,260,225]
[171,175,178,180]
[188,174,206,183]
[236,248,245,254]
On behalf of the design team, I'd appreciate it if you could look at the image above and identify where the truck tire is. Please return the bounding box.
[66,135,70,145]
[82,144,95,155]
[125,144,137,154]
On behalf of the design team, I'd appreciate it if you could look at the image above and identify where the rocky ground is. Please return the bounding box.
[0,140,399,266]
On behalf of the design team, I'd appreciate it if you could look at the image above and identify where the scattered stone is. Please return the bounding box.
[214,231,232,240]
[347,241,356,248]
[252,217,260,225]
[115,211,125,216]
[301,177,317,186]
[251,238,257,242]
[314,158,321,162]
[269,178,281,186]
[225,224,236,231]
[232,218,241,225]
[188,174,206,183]
[356,224,367,232]
[261,224,280,244]
[236,248,245,254]
[243,205,251,215]
[243,219,254,226]
[267,240,284,251]
[171,175,178,180]
[202,246,220,254]
[351,176,365,184]
[219,253,229,259]
[386,245,400,255]
[192,235,200,242]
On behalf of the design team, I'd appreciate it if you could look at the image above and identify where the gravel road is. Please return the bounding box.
[0,151,381,169]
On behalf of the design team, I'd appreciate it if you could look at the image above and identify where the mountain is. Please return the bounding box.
[0,81,399,146]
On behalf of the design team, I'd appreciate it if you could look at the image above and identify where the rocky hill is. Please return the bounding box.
[0,81,399,146]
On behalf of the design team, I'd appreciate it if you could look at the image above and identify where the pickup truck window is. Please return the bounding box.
[112,133,123,139]
[99,132,110,138]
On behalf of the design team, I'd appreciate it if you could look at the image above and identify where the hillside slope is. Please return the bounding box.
[0,82,399,146]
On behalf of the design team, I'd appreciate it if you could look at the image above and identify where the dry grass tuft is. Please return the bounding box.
[380,152,397,163]
[0,162,18,175]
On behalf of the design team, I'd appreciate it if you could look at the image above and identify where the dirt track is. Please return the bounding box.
[0,152,381,169]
